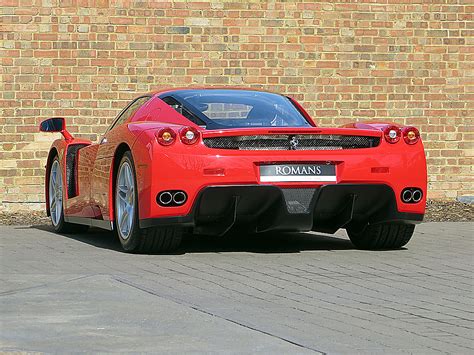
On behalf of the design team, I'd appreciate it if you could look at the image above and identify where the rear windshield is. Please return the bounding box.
[159,89,311,129]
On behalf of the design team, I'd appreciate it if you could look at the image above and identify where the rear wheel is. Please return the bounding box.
[49,157,88,233]
[114,151,182,253]
[346,223,415,250]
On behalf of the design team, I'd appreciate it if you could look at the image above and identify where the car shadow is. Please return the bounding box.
[25,224,355,254]
[23,224,124,252]
[182,232,354,254]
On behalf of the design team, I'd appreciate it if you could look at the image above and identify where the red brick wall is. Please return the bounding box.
[1,0,473,211]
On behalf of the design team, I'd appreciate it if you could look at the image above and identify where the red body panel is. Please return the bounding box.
[44,90,427,231]
[133,126,426,220]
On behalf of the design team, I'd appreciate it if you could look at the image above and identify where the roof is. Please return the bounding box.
[148,86,279,96]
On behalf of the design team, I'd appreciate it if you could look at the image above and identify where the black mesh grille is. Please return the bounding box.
[282,188,317,214]
[203,135,380,150]
[66,144,87,198]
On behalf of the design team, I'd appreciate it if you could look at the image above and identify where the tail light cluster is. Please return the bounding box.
[179,127,200,145]
[155,128,176,146]
[383,125,401,144]
[383,126,420,145]
[155,127,200,146]
[402,126,420,145]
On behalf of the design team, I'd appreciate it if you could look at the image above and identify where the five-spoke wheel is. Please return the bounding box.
[49,159,63,227]
[116,159,135,241]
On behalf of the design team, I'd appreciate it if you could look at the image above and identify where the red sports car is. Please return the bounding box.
[40,88,427,253]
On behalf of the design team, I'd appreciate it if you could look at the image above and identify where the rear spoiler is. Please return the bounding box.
[201,127,382,139]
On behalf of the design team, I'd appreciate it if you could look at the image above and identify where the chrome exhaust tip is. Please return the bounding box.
[402,189,413,203]
[173,191,187,205]
[158,191,173,205]
[412,189,423,203]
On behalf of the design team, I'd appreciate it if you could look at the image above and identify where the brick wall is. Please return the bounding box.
[1,0,473,211]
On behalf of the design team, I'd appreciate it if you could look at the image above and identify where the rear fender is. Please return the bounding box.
[93,124,147,224]
[341,120,427,209]
[107,125,168,223]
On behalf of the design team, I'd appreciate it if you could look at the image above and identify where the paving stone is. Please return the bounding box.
[0,222,473,353]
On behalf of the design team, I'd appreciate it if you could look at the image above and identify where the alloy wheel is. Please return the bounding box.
[116,161,135,240]
[49,159,63,226]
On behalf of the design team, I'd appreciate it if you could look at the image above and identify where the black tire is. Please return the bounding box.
[346,223,415,250]
[114,151,182,254]
[136,226,183,254]
[49,156,89,234]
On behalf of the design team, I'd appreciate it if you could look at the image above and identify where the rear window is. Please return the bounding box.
[160,89,311,129]
[204,103,252,120]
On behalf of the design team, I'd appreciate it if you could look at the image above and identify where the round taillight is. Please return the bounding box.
[383,125,401,144]
[402,126,420,145]
[179,127,200,145]
[155,128,176,146]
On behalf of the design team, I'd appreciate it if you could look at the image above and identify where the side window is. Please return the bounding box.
[108,96,151,132]
[161,96,205,126]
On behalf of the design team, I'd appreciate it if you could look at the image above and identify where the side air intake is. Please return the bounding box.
[66,144,87,198]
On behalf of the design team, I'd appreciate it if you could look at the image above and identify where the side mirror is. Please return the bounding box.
[39,117,73,141]
[40,117,65,132]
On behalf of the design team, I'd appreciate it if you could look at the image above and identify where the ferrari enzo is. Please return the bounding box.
[40,88,427,253]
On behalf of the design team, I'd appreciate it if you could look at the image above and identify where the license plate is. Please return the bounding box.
[260,164,336,182]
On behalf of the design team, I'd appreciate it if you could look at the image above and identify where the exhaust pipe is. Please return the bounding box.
[157,190,187,206]
[412,189,423,203]
[402,189,413,203]
[173,191,187,205]
[158,191,173,205]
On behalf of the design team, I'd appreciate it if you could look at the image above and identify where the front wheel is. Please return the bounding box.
[114,151,182,254]
[346,223,415,250]
[48,156,88,233]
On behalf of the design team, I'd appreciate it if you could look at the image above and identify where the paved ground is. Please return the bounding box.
[0,223,472,354]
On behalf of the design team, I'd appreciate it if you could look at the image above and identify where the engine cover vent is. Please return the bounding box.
[203,135,380,150]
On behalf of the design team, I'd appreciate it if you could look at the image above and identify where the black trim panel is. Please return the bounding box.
[66,144,88,198]
[64,216,113,231]
[139,215,194,229]
[139,184,424,235]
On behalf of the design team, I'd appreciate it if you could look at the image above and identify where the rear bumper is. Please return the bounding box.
[139,184,424,235]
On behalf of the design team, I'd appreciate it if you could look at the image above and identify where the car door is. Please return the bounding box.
[90,96,152,221]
